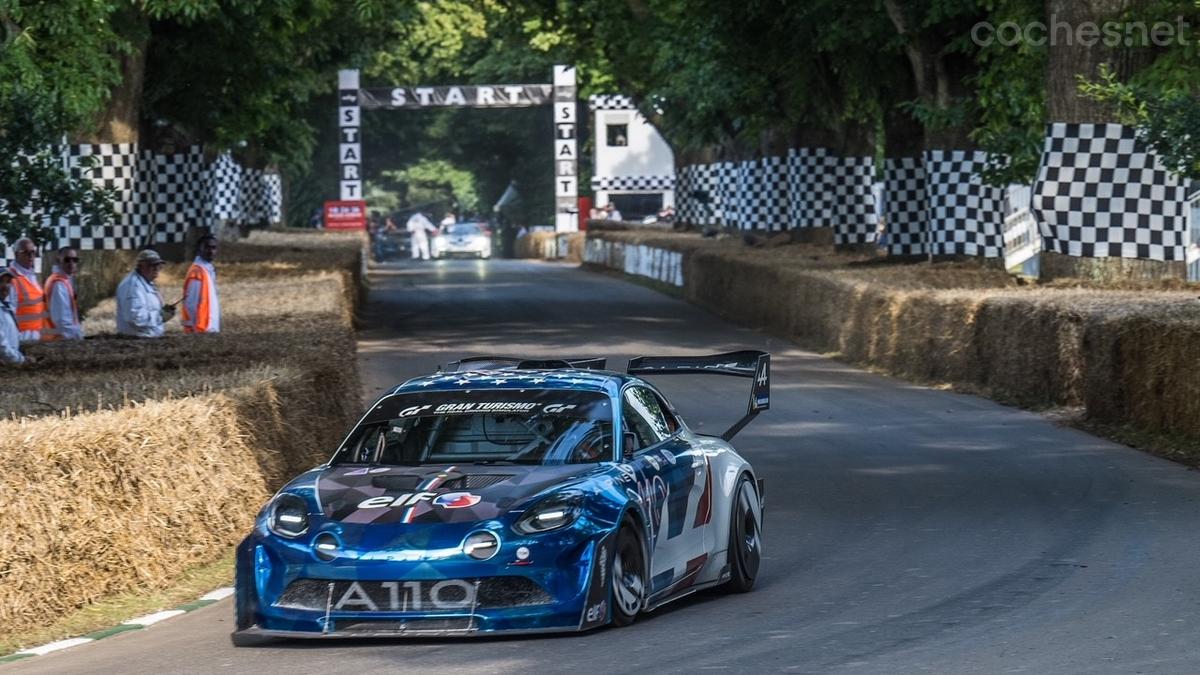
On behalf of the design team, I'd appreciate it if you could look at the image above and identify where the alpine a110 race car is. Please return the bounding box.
[233,351,769,642]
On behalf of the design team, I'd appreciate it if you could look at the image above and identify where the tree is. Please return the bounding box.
[0,89,114,248]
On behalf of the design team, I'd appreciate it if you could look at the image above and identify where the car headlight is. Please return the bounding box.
[268,493,309,538]
[463,530,501,560]
[514,494,582,535]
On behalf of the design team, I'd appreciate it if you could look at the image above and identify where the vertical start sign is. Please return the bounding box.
[338,69,362,201]
[553,65,578,233]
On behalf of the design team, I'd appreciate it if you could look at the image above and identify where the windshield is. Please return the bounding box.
[446,224,482,236]
[334,389,614,466]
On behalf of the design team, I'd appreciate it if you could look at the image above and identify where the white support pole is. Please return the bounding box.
[553,65,578,232]
[338,69,362,201]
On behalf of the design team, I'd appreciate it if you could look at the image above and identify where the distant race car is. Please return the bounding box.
[232,351,769,642]
[433,222,492,259]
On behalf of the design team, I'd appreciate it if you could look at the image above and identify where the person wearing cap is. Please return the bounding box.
[116,249,173,338]
[7,237,47,342]
[0,267,28,364]
[604,203,623,221]
[43,246,84,341]
[181,235,220,334]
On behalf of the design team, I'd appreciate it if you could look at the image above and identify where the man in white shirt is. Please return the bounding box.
[116,249,173,338]
[406,211,438,260]
[0,267,29,364]
[43,247,84,340]
[182,235,220,334]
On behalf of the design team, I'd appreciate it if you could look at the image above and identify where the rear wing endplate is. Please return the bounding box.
[627,350,769,441]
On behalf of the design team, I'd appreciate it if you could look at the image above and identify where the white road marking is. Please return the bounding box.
[17,638,93,656]
[123,610,185,626]
[200,587,234,601]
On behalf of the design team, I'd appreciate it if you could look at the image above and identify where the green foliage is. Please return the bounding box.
[0,88,114,247]
[381,159,480,213]
[1080,64,1200,179]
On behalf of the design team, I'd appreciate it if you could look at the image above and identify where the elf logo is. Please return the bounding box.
[357,491,482,510]
[433,492,482,509]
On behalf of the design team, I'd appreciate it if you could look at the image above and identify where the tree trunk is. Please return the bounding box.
[1039,0,1177,280]
[85,42,147,144]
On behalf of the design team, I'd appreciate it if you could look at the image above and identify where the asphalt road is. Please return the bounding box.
[9,258,1200,674]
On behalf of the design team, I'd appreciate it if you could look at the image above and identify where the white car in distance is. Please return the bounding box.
[434,222,493,259]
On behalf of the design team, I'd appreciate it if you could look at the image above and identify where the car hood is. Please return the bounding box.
[314,463,603,526]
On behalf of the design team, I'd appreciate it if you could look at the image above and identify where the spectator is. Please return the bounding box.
[116,249,172,338]
[0,267,29,364]
[604,203,624,221]
[406,211,438,261]
[182,235,221,334]
[8,237,46,342]
[43,247,83,341]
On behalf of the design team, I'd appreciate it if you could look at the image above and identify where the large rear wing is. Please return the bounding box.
[627,350,769,441]
[441,356,608,372]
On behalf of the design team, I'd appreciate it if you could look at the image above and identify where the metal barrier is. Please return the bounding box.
[1002,185,1041,274]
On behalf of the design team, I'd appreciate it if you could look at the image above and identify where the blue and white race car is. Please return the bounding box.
[233,351,768,641]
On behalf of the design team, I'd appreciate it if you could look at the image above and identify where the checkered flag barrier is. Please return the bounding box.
[884,157,929,256]
[54,144,147,250]
[829,155,878,245]
[264,172,283,225]
[1032,122,1187,261]
[590,175,675,192]
[924,150,1005,258]
[738,156,787,231]
[712,161,738,228]
[147,146,207,244]
[787,148,838,228]
[33,144,283,251]
[587,95,636,111]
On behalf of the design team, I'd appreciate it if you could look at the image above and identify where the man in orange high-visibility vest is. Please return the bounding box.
[43,246,84,341]
[7,238,46,342]
[182,235,220,334]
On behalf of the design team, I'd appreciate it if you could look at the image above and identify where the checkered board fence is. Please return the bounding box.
[148,146,207,244]
[712,162,738,228]
[884,157,929,256]
[591,175,675,192]
[734,157,788,231]
[38,145,284,251]
[588,95,636,111]
[787,148,837,229]
[672,149,880,240]
[924,150,1005,258]
[829,155,877,245]
[58,144,146,250]
[675,164,714,227]
[1032,123,1187,261]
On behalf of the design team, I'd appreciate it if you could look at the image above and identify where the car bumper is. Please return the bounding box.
[233,528,613,639]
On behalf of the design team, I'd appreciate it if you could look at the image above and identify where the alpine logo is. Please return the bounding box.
[433,492,482,508]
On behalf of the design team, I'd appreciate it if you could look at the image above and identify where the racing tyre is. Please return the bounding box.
[611,524,645,626]
[725,475,761,593]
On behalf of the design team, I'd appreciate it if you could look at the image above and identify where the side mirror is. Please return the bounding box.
[622,432,639,459]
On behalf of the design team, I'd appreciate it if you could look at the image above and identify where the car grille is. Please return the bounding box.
[276,577,553,612]
[442,474,512,490]
[336,618,477,634]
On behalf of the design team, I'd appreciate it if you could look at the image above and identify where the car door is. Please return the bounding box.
[622,385,710,595]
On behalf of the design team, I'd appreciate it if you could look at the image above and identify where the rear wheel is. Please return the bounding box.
[725,475,761,593]
[611,525,645,626]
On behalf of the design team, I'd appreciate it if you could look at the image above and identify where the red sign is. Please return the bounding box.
[323,200,367,230]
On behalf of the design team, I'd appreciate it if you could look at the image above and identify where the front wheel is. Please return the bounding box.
[725,475,761,593]
[611,525,645,626]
